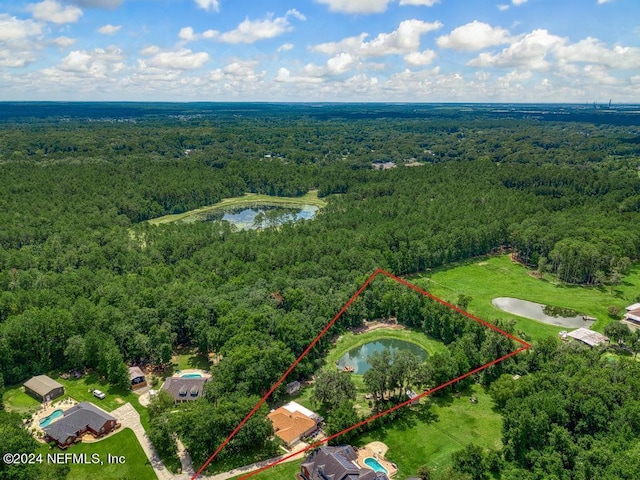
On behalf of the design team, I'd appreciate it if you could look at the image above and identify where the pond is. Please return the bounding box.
[336,338,429,375]
[492,297,593,328]
[204,205,318,230]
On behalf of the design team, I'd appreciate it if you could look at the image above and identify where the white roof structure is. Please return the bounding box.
[625,303,640,311]
[567,327,609,347]
[282,401,320,421]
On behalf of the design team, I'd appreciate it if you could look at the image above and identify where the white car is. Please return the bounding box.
[92,389,106,399]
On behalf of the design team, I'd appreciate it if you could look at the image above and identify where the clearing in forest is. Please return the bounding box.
[192,268,531,480]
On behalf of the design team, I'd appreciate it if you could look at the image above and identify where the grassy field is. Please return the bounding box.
[227,459,301,480]
[355,384,502,480]
[229,384,501,480]
[147,190,327,225]
[2,386,42,414]
[410,255,640,341]
[36,428,157,480]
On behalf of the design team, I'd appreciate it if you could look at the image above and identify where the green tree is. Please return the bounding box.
[326,401,359,445]
[312,368,356,411]
[452,444,489,480]
[64,335,86,371]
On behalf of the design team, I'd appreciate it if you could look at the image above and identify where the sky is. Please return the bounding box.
[0,0,638,102]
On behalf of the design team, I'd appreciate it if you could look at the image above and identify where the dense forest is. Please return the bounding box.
[1,103,639,478]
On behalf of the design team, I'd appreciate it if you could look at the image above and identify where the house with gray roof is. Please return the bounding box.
[129,366,147,389]
[23,375,64,402]
[300,446,389,480]
[43,402,119,449]
[161,377,208,404]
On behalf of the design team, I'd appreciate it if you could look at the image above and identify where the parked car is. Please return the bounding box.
[93,389,106,399]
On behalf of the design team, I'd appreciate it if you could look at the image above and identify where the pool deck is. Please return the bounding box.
[175,368,212,379]
[356,442,398,477]
[28,397,80,441]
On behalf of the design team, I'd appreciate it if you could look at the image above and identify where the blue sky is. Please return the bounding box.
[0,0,638,102]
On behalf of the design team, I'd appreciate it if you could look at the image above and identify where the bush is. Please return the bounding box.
[608,305,622,319]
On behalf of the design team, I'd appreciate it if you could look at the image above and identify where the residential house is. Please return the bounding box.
[300,445,389,480]
[161,377,208,404]
[268,401,320,448]
[23,375,64,403]
[43,402,118,449]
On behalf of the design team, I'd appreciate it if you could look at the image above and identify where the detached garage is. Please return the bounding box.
[23,375,65,402]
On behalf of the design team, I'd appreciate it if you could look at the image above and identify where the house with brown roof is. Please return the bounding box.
[300,445,389,480]
[161,377,208,404]
[268,401,320,448]
[43,402,119,449]
[23,375,64,403]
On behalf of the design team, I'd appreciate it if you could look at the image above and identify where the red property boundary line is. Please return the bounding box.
[192,268,531,479]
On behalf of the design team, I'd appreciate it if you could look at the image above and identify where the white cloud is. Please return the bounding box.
[275,67,323,83]
[437,21,511,51]
[98,24,122,34]
[278,43,294,52]
[315,0,392,14]
[597,0,613,4]
[218,10,304,44]
[399,0,440,5]
[404,49,437,66]
[28,0,83,24]
[140,47,209,70]
[52,36,76,47]
[72,0,123,7]
[497,4,510,11]
[512,0,528,4]
[554,37,640,69]
[313,19,442,57]
[49,46,125,77]
[0,14,43,42]
[195,0,220,12]
[468,29,564,70]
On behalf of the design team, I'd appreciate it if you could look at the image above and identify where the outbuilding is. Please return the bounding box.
[23,375,65,403]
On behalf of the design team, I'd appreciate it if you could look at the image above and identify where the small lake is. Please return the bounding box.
[492,297,593,328]
[336,339,429,375]
[205,205,318,230]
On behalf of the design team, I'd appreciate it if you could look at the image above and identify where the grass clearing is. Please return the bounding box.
[229,384,501,480]
[411,255,640,341]
[355,384,502,480]
[36,428,156,480]
[2,385,41,414]
[147,190,327,225]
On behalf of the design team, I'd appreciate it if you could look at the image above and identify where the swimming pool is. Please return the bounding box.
[39,409,63,427]
[181,373,203,378]
[364,457,388,474]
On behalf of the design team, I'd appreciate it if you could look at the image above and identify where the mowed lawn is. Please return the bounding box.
[233,384,501,480]
[36,427,156,480]
[411,255,640,341]
[355,384,502,480]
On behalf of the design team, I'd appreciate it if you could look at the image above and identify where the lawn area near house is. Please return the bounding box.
[412,255,640,341]
[2,385,42,414]
[228,459,301,480]
[170,348,212,374]
[36,427,156,480]
[227,384,501,480]
[354,384,502,480]
[0,372,152,433]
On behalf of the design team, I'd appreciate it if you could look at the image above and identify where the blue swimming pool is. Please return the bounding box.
[364,457,388,474]
[39,409,63,427]
[181,373,203,378]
